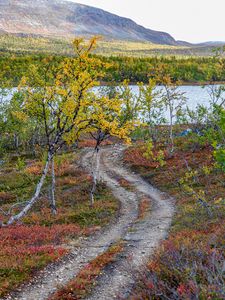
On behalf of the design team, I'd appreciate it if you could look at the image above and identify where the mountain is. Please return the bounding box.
[0,0,178,45]
[195,41,225,47]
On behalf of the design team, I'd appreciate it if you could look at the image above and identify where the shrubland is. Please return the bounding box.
[0,37,133,295]
[0,151,118,296]
[123,80,225,299]
[0,37,224,299]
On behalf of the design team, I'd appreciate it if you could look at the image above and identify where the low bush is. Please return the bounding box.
[125,141,225,299]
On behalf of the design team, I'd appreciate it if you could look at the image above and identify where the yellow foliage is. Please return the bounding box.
[11,111,28,122]
[15,37,136,153]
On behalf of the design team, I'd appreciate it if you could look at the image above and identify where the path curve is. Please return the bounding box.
[3,145,174,300]
[85,145,175,299]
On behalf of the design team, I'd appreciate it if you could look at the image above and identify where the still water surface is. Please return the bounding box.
[2,85,225,122]
[123,85,223,110]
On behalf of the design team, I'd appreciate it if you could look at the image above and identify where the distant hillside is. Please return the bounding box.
[0,0,178,45]
[0,34,223,58]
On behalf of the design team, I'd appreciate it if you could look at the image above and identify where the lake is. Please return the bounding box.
[130,85,217,109]
[3,85,223,107]
[96,84,225,109]
[98,84,225,122]
[2,85,225,123]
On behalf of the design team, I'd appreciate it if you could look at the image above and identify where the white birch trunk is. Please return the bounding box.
[7,152,52,225]
[50,157,57,215]
[96,148,100,182]
[169,109,174,154]
[90,148,100,206]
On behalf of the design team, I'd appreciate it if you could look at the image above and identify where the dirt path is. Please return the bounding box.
[84,145,175,299]
[3,145,174,300]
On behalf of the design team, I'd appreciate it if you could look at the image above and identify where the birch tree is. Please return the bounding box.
[139,79,165,142]
[3,37,105,225]
[160,75,187,153]
[88,93,135,205]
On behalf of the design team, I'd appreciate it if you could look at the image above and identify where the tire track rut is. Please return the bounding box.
[3,145,174,300]
[85,145,174,300]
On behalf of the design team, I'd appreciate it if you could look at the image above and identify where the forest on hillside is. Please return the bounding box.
[1,51,225,85]
[0,34,222,57]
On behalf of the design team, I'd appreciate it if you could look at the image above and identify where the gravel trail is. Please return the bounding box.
[3,145,174,300]
[85,145,174,299]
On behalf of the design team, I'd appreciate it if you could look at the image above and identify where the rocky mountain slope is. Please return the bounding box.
[0,0,178,45]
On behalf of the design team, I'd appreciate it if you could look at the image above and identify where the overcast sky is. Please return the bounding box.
[67,0,225,43]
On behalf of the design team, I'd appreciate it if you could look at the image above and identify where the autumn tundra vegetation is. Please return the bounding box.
[0,38,224,299]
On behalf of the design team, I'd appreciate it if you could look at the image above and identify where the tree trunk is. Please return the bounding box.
[7,152,52,225]
[14,134,19,152]
[169,113,174,154]
[31,134,36,157]
[90,148,100,207]
[50,157,57,215]
[96,147,101,182]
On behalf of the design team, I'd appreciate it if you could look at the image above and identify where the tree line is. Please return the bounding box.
[1,51,225,86]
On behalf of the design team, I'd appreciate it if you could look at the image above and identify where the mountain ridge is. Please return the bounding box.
[0,0,178,45]
[0,0,224,47]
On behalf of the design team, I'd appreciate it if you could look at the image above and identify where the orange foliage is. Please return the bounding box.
[25,162,42,175]
[125,143,224,299]
[0,192,16,203]
[139,197,151,219]
[0,224,83,297]
[50,243,123,300]
[78,139,113,148]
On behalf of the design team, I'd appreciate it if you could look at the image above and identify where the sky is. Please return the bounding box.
[66,0,225,43]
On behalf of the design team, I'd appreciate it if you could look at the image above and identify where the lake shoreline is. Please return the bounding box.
[99,81,225,86]
[1,81,225,90]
